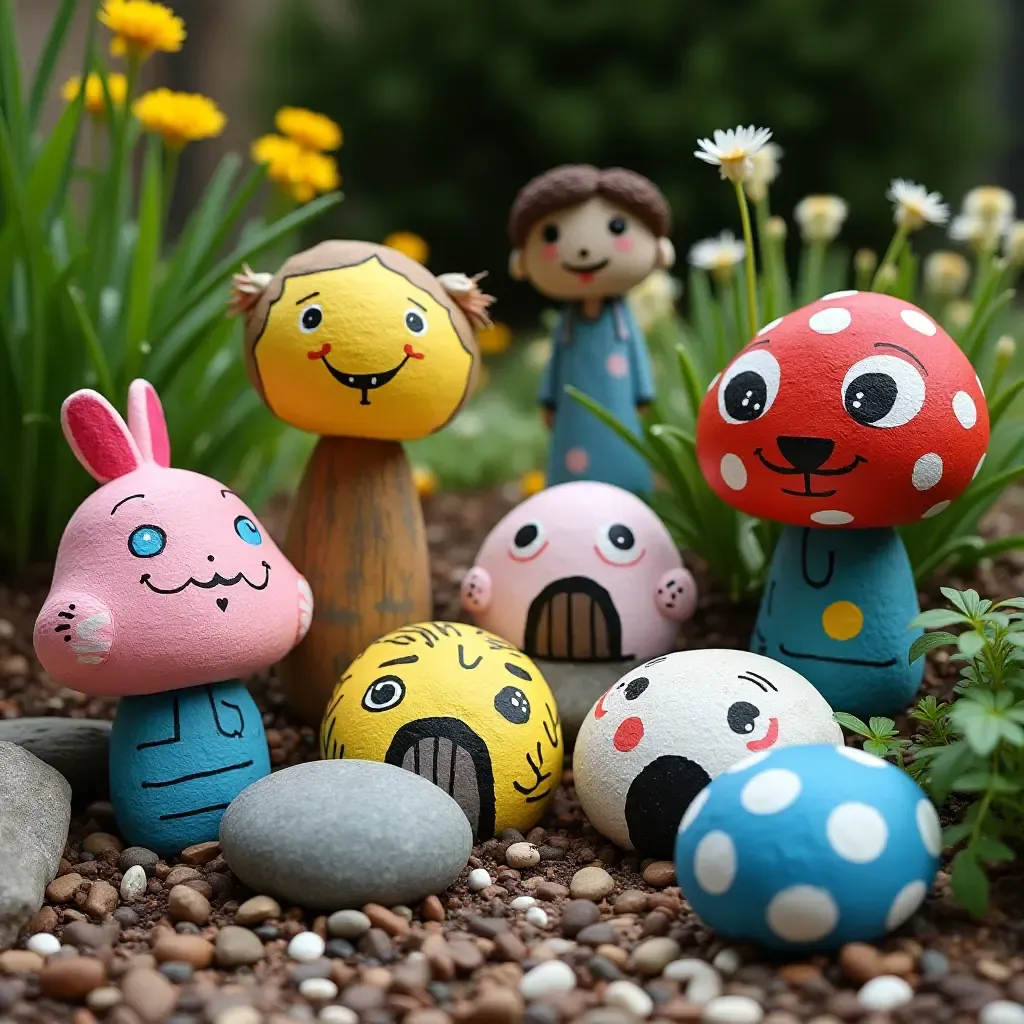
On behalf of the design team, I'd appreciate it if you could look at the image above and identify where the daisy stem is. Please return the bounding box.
[871,223,910,291]
[733,179,759,338]
[971,243,995,302]
[754,196,776,322]
[804,240,826,304]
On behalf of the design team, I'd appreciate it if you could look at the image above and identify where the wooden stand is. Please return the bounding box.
[280,437,431,726]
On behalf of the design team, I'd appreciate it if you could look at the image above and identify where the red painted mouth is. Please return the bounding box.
[308,343,332,360]
[747,716,779,752]
[614,716,644,752]
[594,690,611,719]
[404,344,425,360]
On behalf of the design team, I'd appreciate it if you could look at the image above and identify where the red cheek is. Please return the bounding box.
[613,237,634,253]
[541,244,559,262]
[613,716,644,752]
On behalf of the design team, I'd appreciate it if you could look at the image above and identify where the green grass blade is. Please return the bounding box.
[0,0,28,172]
[564,385,654,463]
[65,284,115,396]
[675,342,706,419]
[27,0,78,128]
[190,163,268,279]
[989,377,1024,428]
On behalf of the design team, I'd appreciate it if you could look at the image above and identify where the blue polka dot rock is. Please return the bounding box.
[675,744,941,952]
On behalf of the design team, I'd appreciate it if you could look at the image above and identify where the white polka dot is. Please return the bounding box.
[740,769,802,815]
[885,880,928,931]
[836,745,886,769]
[720,454,747,491]
[810,510,854,525]
[953,391,978,429]
[766,885,839,944]
[821,290,858,299]
[725,750,771,774]
[976,373,985,397]
[973,454,986,480]
[900,309,937,336]
[707,372,721,393]
[809,307,852,334]
[758,317,784,335]
[826,802,889,863]
[922,500,951,519]
[679,787,710,833]
[916,798,942,857]
[911,453,943,491]
[693,831,736,894]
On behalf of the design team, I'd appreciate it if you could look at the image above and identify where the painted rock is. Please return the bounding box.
[696,291,989,529]
[753,526,923,717]
[574,650,842,858]
[675,744,940,952]
[461,481,695,663]
[110,681,271,855]
[220,758,472,909]
[320,622,562,838]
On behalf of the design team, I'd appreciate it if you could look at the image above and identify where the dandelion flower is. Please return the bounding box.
[520,470,546,498]
[413,466,438,498]
[793,195,848,244]
[252,134,340,204]
[134,89,225,148]
[274,107,342,152]
[964,186,1015,225]
[384,231,430,264]
[949,213,984,247]
[61,72,127,118]
[99,0,185,59]
[745,142,783,202]
[477,322,512,356]
[1005,221,1024,264]
[924,251,970,298]
[627,269,681,331]
[887,179,949,230]
[688,230,745,275]
[694,125,773,183]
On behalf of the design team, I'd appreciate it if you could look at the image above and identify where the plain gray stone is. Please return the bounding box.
[219,759,473,910]
[537,658,643,747]
[0,742,72,949]
[0,718,110,800]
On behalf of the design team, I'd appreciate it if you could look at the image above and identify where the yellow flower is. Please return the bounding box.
[252,134,340,204]
[274,107,342,152]
[384,231,430,265]
[477,322,512,356]
[61,72,127,118]
[413,466,438,498]
[133,89,225,148]
[924,251,970,298]
[99,0,185,59]
[520,470,546,497]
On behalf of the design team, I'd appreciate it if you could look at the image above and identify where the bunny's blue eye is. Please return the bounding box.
[234,516,262,546]
[128,525,166,558]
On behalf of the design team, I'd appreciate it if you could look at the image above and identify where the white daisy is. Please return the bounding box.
[695,125,773,183]
[963,186,1015,225]
[887,179,949,230]
[745,142,783,202]
[688,230,746,274]
[764,215,787,241]
[793,195,849,243]
[627,269,682,331]
[924,251,970,298]
[949,213,984,245]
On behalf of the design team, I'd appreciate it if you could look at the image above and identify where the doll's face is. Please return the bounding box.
[516,196,665,301]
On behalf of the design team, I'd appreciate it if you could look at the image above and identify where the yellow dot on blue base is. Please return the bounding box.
[822,601,864,641]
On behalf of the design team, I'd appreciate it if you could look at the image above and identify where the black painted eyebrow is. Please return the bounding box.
[379,655,419,667]
[295,291,320,305]
[220,489,237,498]
[874,342,928,375]
[505,662,532,680]
[110,493,144,515]
[407,297,427,311]
[749,338,771,347]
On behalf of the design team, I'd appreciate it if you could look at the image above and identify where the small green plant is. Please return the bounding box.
[832,713,911,766]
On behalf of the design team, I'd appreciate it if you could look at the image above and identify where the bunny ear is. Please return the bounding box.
[61,389,143,483]
[127,379,171,467]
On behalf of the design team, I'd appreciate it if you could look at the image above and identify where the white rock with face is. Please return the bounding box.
[574,649,843,858]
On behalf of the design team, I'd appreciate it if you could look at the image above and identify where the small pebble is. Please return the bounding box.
[702,995,764,1024]
[299,978,339,1002]
[520,959,577,999]
[663,960,723,1005]
[159,961,194,984]
[980,1001,1024,1024]
[288,931,327,962]
[325,938,355,958]
[642,861,675,887]
[920,950,950,980]
[234,895,282,927]
[712,949,742,975]
[0,950,44,973]
[857,976,914,1011]
[84,879,119,920]
[26,933,61,957]
[469,868,492,892]
[319,1007,359,1024]
[82,832,122,855]
[215,926,265,967]
[511,896,537,910]
[630,937,681,976]
[506,843,541,869]
[327,909,371,939]
[561,900,600,937]
[119,866,147,902]
[167,884,211,926]
[605,979,654,1018]
[570,866,615,901]
[525,907,549,929]
[119,847,159,877]
[38,956,107,999]
[85,986,122,1013]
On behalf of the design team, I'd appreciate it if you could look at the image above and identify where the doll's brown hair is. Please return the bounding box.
[508,165,671,247]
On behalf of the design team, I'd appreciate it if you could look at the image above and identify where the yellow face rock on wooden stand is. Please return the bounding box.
[233,242,490,726]
[320,623,563,838]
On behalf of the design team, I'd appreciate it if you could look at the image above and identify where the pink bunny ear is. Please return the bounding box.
[61,389,143,483]
[126,379,171,467]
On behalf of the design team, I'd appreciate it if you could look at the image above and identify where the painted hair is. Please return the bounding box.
[508,165,671,247]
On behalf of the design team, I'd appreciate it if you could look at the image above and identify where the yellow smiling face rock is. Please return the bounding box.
[320,622,563,838]
[244,241,477,440]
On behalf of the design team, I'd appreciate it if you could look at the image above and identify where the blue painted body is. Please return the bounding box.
[540,299,655,494]
[109,680,270,854]
[753,526,923,718]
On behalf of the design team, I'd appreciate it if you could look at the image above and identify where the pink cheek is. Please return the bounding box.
[541,244,559,262]
[613,716,644,752]
[613,237,634,254]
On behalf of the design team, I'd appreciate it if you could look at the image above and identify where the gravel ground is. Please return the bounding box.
[1,488,1024,1024]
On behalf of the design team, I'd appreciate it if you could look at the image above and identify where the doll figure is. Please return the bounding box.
[509,165,675,494]
[34,381,312,853]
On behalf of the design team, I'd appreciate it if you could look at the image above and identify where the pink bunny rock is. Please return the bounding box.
[34,380,312,853]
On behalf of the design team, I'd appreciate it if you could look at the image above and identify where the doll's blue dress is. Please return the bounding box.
[540,299,655,494]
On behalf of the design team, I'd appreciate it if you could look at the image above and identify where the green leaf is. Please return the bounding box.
[909,631,958,662]
[952,771,1020,794]
[27,0,78,128]
[0,0,27,173]
[942,823,972,847]
[959,631,985,660]
[951,848,989,917]
[975,836,1015,863]
[833,713,872,738]
[867,716,897,737]
[910,609,971,629]
[863,740,891,758]
[989,378,1024,427]
[940,587,973,615]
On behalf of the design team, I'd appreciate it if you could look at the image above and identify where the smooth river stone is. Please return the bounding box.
[0,743,72,949]
[0,719,110,801]
[219,759,473,909]
[536,658,643,747]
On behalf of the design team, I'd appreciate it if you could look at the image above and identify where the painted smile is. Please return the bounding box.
[140,561,271,596]
[311,343,425,406]
[753,448,867,498]
[747,716,779,752]
[779,643,897,669]
[561,258,609,283]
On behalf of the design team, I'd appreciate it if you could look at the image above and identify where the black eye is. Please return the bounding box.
[844,374,897,425]
[841,355,925,429]
[718,350,781,425]
[724,371,768,422]
[404,309,428,336]
[608,217,627,235]
[299,305,323,333]
[515,524,538,548]
[495,685,531,724]
[362,676,406,712]
[608,525,634,550]
[624,676,649,701]
[542,224,559,244]
[727,701,760,735]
